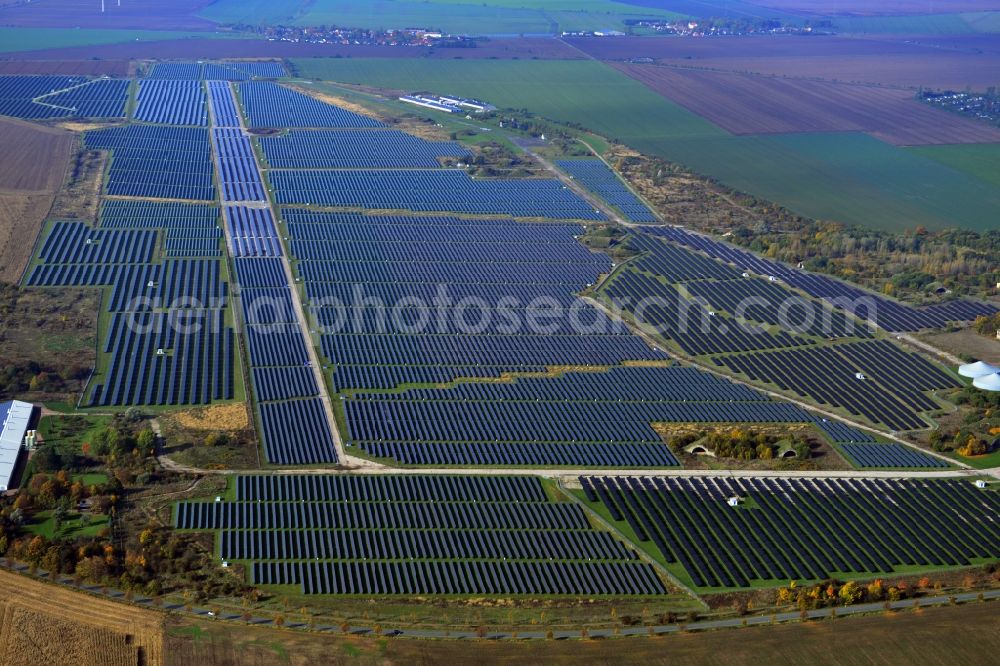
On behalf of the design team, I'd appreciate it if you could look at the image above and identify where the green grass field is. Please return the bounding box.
[831,11,1000,35]
[24,509,108,540]
[0,27,250,54]
[292,58,725,143]
[642,132,1000,233]
[204,0,681,34]
[294,58,1000,232]
[909,143,1000,188]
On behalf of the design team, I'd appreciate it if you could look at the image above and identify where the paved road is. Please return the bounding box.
[4,558,995,641]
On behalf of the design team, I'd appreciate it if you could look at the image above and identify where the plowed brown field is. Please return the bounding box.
[614,64,1000,145]
[570,35,1000,89]
[0,117,73,192]
[0,59,129,77]
[0,568,163,666]
[0,193,53,283]
[0,116,72,283]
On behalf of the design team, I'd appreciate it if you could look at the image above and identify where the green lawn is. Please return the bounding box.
[909,143,1000,189]
[203,0,682,34]
[632,132,1000,233]
[0,27,251,54]
[37,414,112,457]
[24,509,108,540]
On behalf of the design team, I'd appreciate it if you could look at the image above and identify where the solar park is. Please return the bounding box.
[580,476,1000,590]
[8,66,996,603]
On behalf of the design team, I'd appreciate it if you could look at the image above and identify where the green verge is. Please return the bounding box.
[0,27,255,54]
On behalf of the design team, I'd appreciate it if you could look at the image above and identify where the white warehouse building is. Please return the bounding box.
[0,400,33,491]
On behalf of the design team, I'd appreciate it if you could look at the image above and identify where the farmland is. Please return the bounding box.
[0,0,217,31]
[612,64,1000,146]
[569,34,1000,89]
[0,27,235,53]
[0,567,163,666]
[163,601,1000,665]
[294,57,1000,232]
[909,143,1000,188]
[200,0,682,36]
[0,116,73,282]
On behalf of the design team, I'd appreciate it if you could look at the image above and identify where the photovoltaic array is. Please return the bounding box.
[0,75,128,119]
[714,339,962,431]
[175,475,666,595]
[213,128,266,201]
[557,159,657,222]
[344,366,809,467]
[272,170,606,219]
[260,129,471,169]
[147,61,287,81]
[286,211,658,396]
[582,476,1000,589]
[25,202,235,407]
[85,125,215,200]
[207,80,240,128]
[134,79,208,126]
[647,226,998,332]
[602,232,868,356]
[240,82,384,129]
[203,72,339,465]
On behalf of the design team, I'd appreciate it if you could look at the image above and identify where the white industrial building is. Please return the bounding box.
[399,93,496,114]
[0,400,32,491]
[973,372,1000,392]
[958,360,1000,378]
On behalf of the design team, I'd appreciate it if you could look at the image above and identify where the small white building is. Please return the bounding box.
[727,496,740,507]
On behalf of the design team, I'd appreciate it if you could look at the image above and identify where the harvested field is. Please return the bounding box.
[0,117,73,192]
[0,59,129,76]
[569,35,1000,89]
[614,64,1000,145]
[0,193,54,283]
[5,36,582,61]
[568,34,927,61]
[163,600,1000,666]
[0,568,163,666]
[0,0,215,30]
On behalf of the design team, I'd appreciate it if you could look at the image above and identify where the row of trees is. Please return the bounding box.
[775,578,907,610]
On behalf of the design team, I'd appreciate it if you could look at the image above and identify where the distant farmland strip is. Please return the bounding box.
[613,64,1000,146]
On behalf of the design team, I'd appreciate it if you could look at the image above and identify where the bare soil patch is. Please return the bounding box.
[571,35,1000,89]
[170,404,250,432]
[0,59,129,76]
[0,193,53,283]
[919,328,1000,364]
[0,116,73,192]
[614,63,1000,145]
